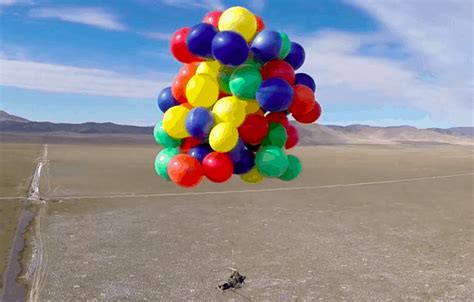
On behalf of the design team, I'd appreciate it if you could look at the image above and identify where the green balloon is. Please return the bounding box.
[154,148,180,180]
[244,56,262,70]
[262,123,288,148]
[229,65,262,100]
[278,32,291,59]
[154,121,181,148]
[279,155,302,181]
[218,67,234,95]
[255,145,288,178]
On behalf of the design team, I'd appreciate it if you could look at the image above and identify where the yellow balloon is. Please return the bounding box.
[245,100,260,114]
[218,6,257,42]
[162,105,190,138]
[241,167,263,184]
[209,122,238,152]
[196,60,221,78]
[186,74,219,108]
[212,96,246,127]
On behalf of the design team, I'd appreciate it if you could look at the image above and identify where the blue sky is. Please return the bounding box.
[0,0,472,127]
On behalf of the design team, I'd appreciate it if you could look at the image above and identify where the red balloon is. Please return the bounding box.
[202,152,233,183]
[262,60,295,84]
[285,124,299,149]
[265,112,289,127]
[180,137,201,153]
[202,10,222,27]
[178,63,198,78]
[289,84,315,116]
[256,16,265,32]
[170,27,202,64]
[293,100,322,124]
[168,154,203,187]
[218,91,231,99]
[238,114,269,145]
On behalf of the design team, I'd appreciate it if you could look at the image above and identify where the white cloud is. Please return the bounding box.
[0,59,172,99]
[343,0,473,125]
[0,0,32,6]
[29,7,127,31]
[160,0,224,10]
[140,31,171,41]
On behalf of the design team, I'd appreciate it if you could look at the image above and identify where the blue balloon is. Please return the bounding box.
[188,144,212,163]
[233,148,255,174]
[187,23,217,59]
[211,31,249,66]
[157,87,179,113]
[227,138,245,162]
[284,42,305,70]
[250,30,282,62]
[256,78,294,112]
[245,143,260,152]
[295,73,316,92]
[185,107,214,139]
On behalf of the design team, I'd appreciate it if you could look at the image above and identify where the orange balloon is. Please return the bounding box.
[172,64,198,103]
[167,154,203,187]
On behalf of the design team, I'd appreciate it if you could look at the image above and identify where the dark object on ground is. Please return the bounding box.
[218,271,246,290]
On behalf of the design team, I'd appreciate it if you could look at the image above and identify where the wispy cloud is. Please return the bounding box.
[159,0,224,10]
[0,0,32,6]
[29,7,127,31]
[248,0,265,13]
[0,59,172,99]
[140,31,171,41]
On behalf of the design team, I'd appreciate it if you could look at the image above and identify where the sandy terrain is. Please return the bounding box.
[24,143,474,300]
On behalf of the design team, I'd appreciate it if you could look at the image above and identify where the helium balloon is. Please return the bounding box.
[227,138,245,162]
[185,107,214,139]
[209,122,238,152]
[217,66,234,94]
[265,112,289,127]
[155,148,180,180]
[255,145,288,178]
[285,124,299,149]
[196,60,221,78]
[180,137,201,153]
[203,152,233,182]
[186,73,219,107]
[256,15,265,32]
[229,65,262,100]
[187,23,217,59]
[178,63,198,79]
[233,148,255,174]
[168,154,203,187]
[293,100,321,124]
[243,56,262,70]
[241,167,263,184]
[278,32,291,59]
[245,143,261,152]
[212,31,249,66]
[218,6,257,42]
[289,84,315,116]
[212,96,246,126]
[163,105,190,138]
[256,78,294,112]
[238,114,268,145]
[157,87,180,113]
[250,30,282,62]
[295,73,316,92]
[284,42,305,70]
[154,121,181,148]
[261,60,295,84]
[245,100,260,114]
[188,144,213,163]
[262,122,287,148]
[202,10,222,27]
[279,155,302,181]
[170,27,202,63]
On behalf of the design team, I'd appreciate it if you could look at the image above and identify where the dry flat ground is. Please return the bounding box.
[0,143,41,292]
[33,144,474,300]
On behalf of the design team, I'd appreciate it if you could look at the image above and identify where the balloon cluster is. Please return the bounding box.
[154,6,321,187]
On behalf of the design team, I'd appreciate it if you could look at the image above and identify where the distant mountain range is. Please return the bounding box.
[0,110,472,145]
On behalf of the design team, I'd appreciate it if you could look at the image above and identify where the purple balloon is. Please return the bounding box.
[188,144,213,163]
[284,42,305,70]
[295,73,316,92]
[211,31,249,66]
